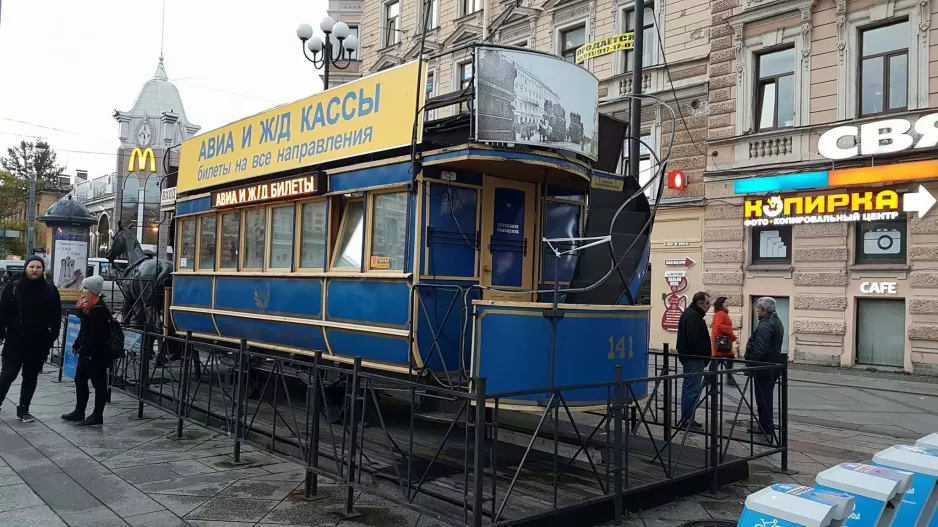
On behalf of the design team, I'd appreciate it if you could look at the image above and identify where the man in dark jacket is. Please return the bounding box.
[0,256,62,422]
[676,291,711,430]
[745,296,785,437]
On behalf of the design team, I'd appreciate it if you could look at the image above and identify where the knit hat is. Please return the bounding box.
[81,275,104,296]
[23,255,45,271]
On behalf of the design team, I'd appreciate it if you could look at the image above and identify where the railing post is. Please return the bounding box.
[472,377,487,527]
[662,343,671,441]
[708,358,719,491]
[613,365,623,526]
[305,350,323,499]
[344,357,363,517]
[176,332,191,439]
[137,332,150,419]
[780,360,789,472]
[233,339,247,463]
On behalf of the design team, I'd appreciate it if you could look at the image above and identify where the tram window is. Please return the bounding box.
[332,200,364,270]
[179,219,195,271]
[300,201,328,269]
[219,212,240,269]
[198,215,217,270]
[371,192,407,271]
[243,208,267,269]
[269,205,295,270]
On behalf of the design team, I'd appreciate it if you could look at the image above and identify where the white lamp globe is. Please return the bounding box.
[320,16,336,33]
[296,23,313,41]
[307,36,324,53]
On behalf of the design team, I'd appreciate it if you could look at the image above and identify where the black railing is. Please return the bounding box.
[54,325,787,527]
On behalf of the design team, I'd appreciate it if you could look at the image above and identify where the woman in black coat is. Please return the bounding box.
[62,275,111,426]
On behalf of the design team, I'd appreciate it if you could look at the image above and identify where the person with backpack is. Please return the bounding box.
[0,256,62,423]
[61,275,113,426]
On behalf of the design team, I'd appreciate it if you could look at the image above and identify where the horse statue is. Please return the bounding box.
[106,221,173,335]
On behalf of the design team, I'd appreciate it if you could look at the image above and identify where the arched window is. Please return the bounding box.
[142,177,161,245]
[120,175,140,233]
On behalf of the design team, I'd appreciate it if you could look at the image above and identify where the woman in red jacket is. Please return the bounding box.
[710,296,737,386]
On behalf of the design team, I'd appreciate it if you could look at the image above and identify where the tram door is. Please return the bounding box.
[480,176,536,302]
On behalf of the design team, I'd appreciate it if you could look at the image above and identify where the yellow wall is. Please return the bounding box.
[649,206,704,350]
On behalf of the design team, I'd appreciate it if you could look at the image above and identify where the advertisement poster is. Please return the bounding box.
[661,271,688,332]
[475,46,599,160]
[53,226,88,302]
[62,315,81,379]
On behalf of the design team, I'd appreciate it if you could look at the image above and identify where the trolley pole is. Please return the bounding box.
[628,0,646,184]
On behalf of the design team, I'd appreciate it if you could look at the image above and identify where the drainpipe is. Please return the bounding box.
[482,0,491,39]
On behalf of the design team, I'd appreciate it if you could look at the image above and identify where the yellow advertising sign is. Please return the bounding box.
[575,33,634,64]
[743,190,900,227]
[177,61,427,193]
[128,148,157,172]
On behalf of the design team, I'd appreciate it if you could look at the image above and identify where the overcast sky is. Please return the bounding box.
[0,0,329,179]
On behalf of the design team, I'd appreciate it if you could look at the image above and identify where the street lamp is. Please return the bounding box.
[26,141,48,256]
[296,16,359,89]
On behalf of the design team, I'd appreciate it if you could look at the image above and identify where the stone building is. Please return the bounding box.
[323,0,365,88]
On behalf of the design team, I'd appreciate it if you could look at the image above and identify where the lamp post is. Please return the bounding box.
[296,17,360,89]
[26,141,49,256]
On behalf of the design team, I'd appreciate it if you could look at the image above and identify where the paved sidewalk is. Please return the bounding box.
[0,366,445,527]
[3,364,937,526]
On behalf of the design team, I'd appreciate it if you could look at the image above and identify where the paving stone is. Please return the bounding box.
[21,471,102,514]
[114,464,183,484]
[638,499,710,522]
[76,473,164,517]
[59,506,131,527]
[187,521,256,527]
[137,467,269,496]
[151,494,210,517]
[700,499,745,520]
[0,504,68,527]
[218,479,300,500]
[187,497,278,522]
[167,459,218,476]
[0,482,43,512]
[124,510,190,527]
[0,474,24,487]
[259,496,345,526]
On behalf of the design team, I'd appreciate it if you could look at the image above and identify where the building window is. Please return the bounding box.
[269,205,294,269]
[219,211,240,269]
[198,215,216,270]
[425,71,436,120]
[371,192,408,271]
[755,47,795,131]
[300,201,328,269]
[856,299,905,367]
[384,0,401,47]
[463,0,481,16]
[428,0,439,29]
[560,25,585,64]
[751,225,792,264]
[622,134,655,198]
[179,219,195,271]
[332,200,364,270]
[859,20,909,116]
[458,62,473,112]
[855,218,906,264]
[243,208,266,269]
[623,5,655,72]
[332,25,359,60]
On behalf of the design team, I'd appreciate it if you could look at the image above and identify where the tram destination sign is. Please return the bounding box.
[211,173,326,208]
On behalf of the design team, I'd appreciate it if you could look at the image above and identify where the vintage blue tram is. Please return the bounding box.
[167,46,653,408]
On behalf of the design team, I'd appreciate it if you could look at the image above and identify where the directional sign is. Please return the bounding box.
[903,185,937,219]
[664,257,696,268]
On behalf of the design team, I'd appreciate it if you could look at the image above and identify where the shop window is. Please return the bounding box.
[269,205,295,270]
[755,47,795,131]
[623,4,655,72]
[332,200,364,270]
[243,208,266,269]
[750,225,792,264]
[219,211,240,270]
[300,201,328,269]
[859,20,909,116]
[559,25,585,64]
[855,218,907,264]
[384,0,400,47]
[178,219,195,271]
[198,215,216,271]
[371,192,408,271]
[856,298,905,367]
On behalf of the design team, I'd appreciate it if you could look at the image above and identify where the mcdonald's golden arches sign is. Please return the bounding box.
[128,148,157,172]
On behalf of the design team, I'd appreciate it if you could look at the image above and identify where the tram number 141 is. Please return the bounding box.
[608,336,634,360]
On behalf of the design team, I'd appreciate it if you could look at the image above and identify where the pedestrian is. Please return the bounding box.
[0,256,62,422]
[710,296,737,387]
[745,296,785,438]
[675,291,711,430]
[62,275,111,426]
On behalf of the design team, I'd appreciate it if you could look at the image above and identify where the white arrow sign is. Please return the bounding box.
[903,185,937,219]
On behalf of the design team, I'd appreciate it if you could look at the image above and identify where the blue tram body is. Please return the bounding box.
[168,49,653,409]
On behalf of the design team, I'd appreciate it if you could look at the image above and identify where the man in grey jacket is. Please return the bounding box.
[745,296,785,437]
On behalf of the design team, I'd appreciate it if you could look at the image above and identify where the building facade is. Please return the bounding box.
[323,0,365,88]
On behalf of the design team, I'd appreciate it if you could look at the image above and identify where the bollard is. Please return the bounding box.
[305,350,323,500]
[344,357,363,517]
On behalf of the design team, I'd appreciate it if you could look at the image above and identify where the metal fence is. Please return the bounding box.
[46,320,788,527]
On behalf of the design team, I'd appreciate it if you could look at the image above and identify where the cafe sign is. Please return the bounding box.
[743,189,900,227]
[211,172,325,208]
